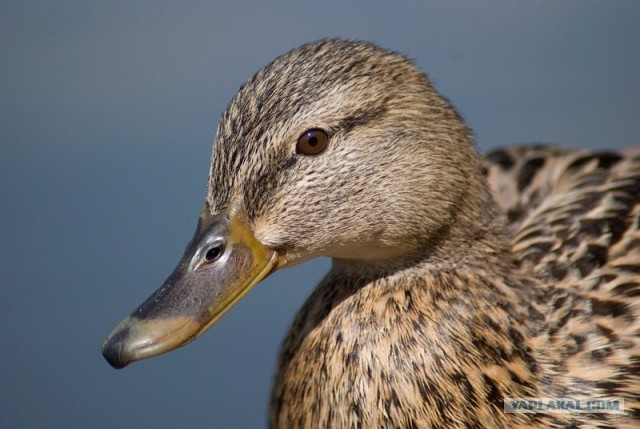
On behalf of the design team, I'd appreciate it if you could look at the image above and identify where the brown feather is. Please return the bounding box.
[201,40,640,428]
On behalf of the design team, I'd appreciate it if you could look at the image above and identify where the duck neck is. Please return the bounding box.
[334,172,513,277]
[330,224,543,328]
[327,186,550,386]
[330,186,547,335]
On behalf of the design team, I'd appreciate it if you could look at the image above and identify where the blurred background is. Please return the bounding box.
[1,1,639,427]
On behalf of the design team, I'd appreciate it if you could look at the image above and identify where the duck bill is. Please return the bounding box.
[102,207,278,369]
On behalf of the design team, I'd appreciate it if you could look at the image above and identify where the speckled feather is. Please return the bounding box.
[203,40,639,428]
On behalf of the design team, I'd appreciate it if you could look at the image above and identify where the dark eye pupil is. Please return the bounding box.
[205,245,223,262]
[308,136,318,146]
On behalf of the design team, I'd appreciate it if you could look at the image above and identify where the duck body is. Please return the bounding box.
[272,146,640,428]
[102,40,640,428]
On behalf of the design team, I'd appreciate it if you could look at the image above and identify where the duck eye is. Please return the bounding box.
[203,243,224,263]
[296,128,329,156]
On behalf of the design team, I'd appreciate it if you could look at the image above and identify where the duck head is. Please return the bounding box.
[102,39,492,368]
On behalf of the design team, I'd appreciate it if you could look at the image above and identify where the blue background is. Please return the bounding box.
[2,1,639,428]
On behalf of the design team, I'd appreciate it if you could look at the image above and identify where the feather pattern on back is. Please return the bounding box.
[484,146,640,426]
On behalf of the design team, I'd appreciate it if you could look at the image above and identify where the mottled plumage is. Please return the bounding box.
[208,40,640,428]
[106,39,640,427]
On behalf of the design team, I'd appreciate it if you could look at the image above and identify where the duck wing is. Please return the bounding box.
[483,145,640,284]
[484,145,640,421]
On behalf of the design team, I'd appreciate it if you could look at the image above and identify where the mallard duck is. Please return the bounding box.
[102,39,640,428]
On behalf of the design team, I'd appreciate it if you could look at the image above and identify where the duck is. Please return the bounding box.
[102,39,640,428]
